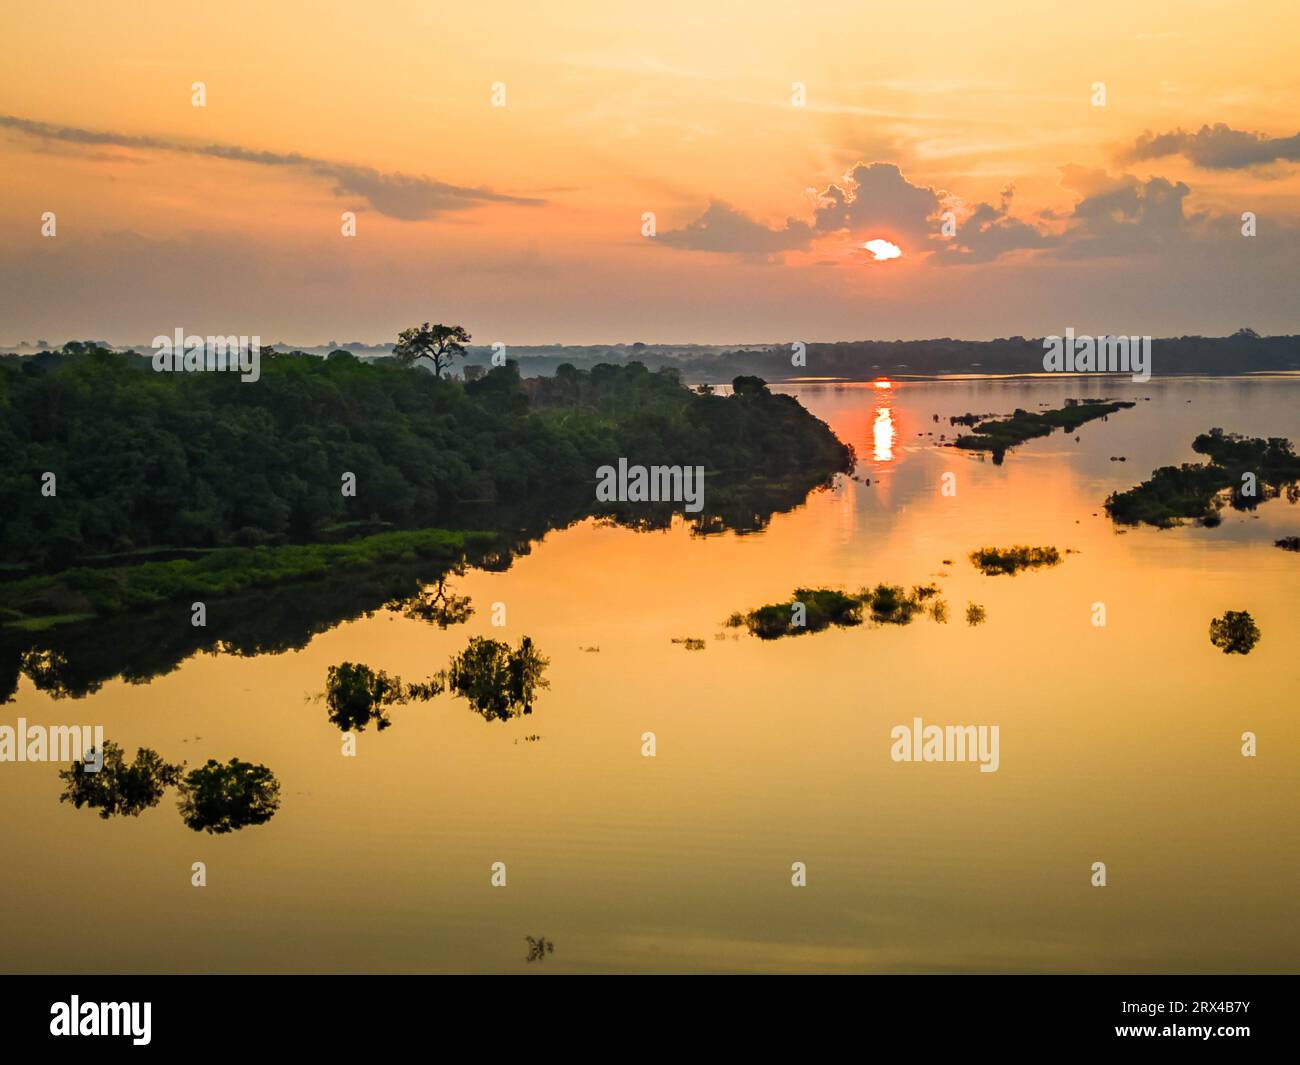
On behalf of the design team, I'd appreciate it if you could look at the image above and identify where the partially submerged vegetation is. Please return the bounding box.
[178,758,282,834]
[323,636,550,727]
[59,740,280,833]
[953,399,1135,461]
[324,662,445,732]
[969,545,1062,576]
[726,584,946,639]
[1276,537,1300,552]
[1209,611,1261,655]
[59,741,182,819]
[1106,429,1300,528]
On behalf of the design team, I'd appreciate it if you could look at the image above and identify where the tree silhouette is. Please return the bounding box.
[177,758,281,833]
[58,741,183,818]
[447,636,549,721]
[393,322,471,377]
[1209,610,1261,655]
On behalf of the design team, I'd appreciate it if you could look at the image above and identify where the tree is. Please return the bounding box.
[393,322,471,377]
[1209,610,1261,655]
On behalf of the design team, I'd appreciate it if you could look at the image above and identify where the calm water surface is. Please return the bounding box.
[3,376,1298,973]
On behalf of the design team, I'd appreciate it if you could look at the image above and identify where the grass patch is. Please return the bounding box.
[0,528,494,631]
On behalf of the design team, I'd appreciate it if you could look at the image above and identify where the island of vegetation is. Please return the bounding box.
[969,545,1062,576]
[726,584,947,639]
[1276,536,1300,552]
[1105,429,1300,528]
[952,399,1135,462]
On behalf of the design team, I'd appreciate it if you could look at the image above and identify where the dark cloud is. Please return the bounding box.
[656,201,813,255]
[657,161,945,259]
[1052,166,1202,258]
[0,113,542,220]
[938,184,1055,265]
[812,162,944,245]
[1121,123,1300,170]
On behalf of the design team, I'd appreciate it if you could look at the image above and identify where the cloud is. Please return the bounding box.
[656,200,813,255]
[1052,166,1202,258]
[657,161,947,259]
[1120,123,1300,170]
[938,184,1055,265]
[0,113,542,220]
[812,162,945,246]
[648,156,1225,267]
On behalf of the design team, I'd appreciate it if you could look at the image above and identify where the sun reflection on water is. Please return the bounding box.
[873,404,894,462]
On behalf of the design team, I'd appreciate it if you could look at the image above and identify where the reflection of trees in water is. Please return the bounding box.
[58,741,182,819]
[178,759,281,834]
[321,637,550,731]
[58,741,280,834]
[447,637,549,722]
[324,662,444,731]
[2,470,834,703]
[386,571,474,628]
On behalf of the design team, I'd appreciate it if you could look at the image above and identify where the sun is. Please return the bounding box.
[864,238,902,261]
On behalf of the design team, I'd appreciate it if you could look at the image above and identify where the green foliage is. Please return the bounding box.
[732,584,947,639]
[954,399,1135,460]
[0,348,851,576]
[0,528,490,630]
[1208,610,1261,655]
[177,758,281,834]
[392,322,472,377]
[1107,429,1300,527]
[446,636,550,721]
[325,662,410,731]
[323,660,446,731]
[969,545,1062,576]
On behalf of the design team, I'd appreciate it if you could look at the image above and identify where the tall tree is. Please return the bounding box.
[393,322,471,377]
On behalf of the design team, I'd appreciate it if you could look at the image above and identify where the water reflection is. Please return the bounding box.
[873,405,895,463]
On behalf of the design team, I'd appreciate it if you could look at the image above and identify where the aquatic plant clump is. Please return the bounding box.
[446,636,550,721]
[969,546,1062,576]
[177,758,281,834]
[325,662,416,732]
[728,584,948,639]
[1208,611,1261,655]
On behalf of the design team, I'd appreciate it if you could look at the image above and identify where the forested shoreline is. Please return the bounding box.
[0,345,853,633]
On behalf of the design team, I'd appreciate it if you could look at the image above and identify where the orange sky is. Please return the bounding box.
[2,0,1299,344]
